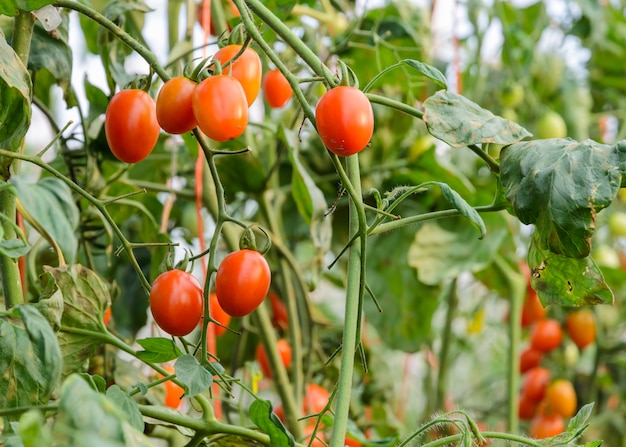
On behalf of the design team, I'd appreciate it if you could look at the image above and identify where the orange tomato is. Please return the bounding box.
[544,379,577,417]
[565,309,596,349]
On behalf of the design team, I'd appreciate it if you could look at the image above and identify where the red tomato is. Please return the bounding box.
[192,75,248,141]
[159,366,184,409]
[156,77,197,134]
[521,288,547,327]
[315,86,374,156]
[530,319,563,352]
[522,367,551,402]
[150,270,204,336]
[105,89,160,163]
[263,69,292,108]
[215,249,271,317]
[304,383,330,415]
[565,309,596,349]
[518,393,537,420]
[103,307,112,326]
[520,347,543,373]
[269,292,289,330]
[207,292,231,336]
[255,339,292,378]
[213,44,262,105]
[344,436,363,447]
[529,414,565,439]
[544,379,577,417]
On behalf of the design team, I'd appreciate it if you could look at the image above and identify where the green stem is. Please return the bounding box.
[0,9,35,309]
[329,155,366,447]
[492,253,525,434]
[435,279,457,410]
[0,149,151,293]
[366,93,424,120]
[368,203,507,236]
[420,431,543,447]
[53,0,170,81]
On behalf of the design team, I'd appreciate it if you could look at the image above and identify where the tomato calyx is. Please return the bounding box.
[239,225,272,255]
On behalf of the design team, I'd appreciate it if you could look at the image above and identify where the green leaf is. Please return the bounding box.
[249,399,295,447]
[11,176,79,264]
[528,233,613,306]
[364,228,440,352]
[136,337,183,363]
[0,238,30,258]
[175,354,213,398]
[45,265,112,377]
[423,91,532,147]
[0,305,62,420]
[401,59,447,90]
[425,181,486,238]
[408,214,508,285]
[106,385,145,433]
[53,374,155,446]
[29,15,75,107]
[78,373,107,393]
[501,139,626,258]
[0,0,54,16]
[0,28,31,153]
[18,410,53,447]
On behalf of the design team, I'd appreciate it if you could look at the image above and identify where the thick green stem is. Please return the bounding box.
[493,253,525,434]
[435,279,457,410]
[329,155,365,447]
[0,10,35,309]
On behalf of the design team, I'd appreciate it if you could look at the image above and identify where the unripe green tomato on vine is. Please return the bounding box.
[536,110,567,139]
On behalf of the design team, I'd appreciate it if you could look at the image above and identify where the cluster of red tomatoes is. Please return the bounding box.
[517,265,597,439]
[149,248,270,337]
[105,43,375,164]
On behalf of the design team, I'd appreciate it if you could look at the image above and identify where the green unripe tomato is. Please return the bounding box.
[536,110,567,139]
[608,211,626,237]
[501,83,524,108]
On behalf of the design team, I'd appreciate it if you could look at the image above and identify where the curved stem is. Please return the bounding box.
[0,149,151,293]
[53,0,170,82]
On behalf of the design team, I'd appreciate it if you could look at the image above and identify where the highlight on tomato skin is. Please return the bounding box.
[105,89,160,163]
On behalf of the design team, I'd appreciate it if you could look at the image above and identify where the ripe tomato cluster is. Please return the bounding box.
[148,249,270,337]
[517,264,597,439]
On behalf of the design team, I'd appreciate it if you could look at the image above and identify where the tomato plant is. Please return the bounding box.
[255,338,292,378]
[104,89,160,163]
[215,249,271,317]
[149,270,204,337]
[315,86,374,156]
[544,379,577,418]
[212,44,262,106]
[529,413,565,439]
[192,75,249,141]
[565,309,596,350]
[263,69,292,109]
[207,292,231,336]
[530,319,563,353]
[156,76,197,134]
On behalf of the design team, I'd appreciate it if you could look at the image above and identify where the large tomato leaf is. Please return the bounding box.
[408,214,509,286]
[136,337,183,363]
[11,176,80,264]
[249,399,295,447]
[422,91,532,147]
[0,305,62,419]
[528,233,613,306]
[29,15,75,107]
[45,264,111,377]
[501,139,626,258]
[0,0,54,15]
[52,374,155,446]
[106,385,145,433]
[0,28,31,157]
[364,228,440,352]
[175,354,214,398]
